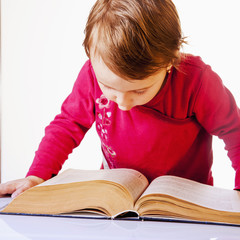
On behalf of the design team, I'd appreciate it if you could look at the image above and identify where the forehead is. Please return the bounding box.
[91,53,162,91]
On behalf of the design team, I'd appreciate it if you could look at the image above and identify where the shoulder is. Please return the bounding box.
[172,53,220,92]
[177,53,208,75]
[77,60,94,79]
[75,60,98,88]
[70,60,102,100]
[164,53,220,118]
[177,53,223,91]
[170,53,208,93]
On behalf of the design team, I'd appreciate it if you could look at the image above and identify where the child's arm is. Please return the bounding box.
[25,61,96,181]
[193,65,240,189]
[0,176,44,198]
[0,61,95,198]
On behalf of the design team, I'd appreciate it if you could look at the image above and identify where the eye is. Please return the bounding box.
[104,85,112,90]
[99,82,112,90]
[103,86,115,94]
[133,90,146,95]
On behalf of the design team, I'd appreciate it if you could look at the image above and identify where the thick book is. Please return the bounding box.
[1,168,240,225]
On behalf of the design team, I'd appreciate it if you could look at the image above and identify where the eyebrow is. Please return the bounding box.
[98,80,155,92]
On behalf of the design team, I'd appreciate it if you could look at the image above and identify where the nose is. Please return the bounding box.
[115,92,133,111]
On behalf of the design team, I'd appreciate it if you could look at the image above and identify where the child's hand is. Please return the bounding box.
[0,176,44,198]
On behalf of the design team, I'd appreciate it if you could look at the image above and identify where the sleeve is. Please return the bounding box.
[26,61,96,180]
[193,65,240,189]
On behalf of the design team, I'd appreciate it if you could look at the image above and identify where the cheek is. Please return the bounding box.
[137,95,152,105]
[136,90,158,105]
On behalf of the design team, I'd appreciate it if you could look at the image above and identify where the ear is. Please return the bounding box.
[167,49,180,73]
[167,64,172,73]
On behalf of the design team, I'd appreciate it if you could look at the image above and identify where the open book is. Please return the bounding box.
[1,168,240,225]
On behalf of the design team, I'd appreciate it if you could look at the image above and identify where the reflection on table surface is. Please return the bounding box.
[0,214,240,240]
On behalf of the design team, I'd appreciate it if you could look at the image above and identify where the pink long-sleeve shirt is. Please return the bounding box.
[27,54,240,188]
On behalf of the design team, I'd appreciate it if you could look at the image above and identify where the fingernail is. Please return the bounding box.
[11,193,17,199]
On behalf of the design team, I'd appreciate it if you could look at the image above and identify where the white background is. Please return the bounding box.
[1,0,239,189]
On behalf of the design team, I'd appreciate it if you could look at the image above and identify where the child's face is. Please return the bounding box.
[91,55,167,111]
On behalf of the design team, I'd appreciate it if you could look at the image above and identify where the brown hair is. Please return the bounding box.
[83,0,185,80]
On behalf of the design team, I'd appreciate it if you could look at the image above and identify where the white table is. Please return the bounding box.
[0,214,240,240]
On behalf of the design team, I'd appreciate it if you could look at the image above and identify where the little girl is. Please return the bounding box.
[1,0,240,198]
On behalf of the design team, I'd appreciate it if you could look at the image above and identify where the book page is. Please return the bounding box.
[140,175,240,212]
[0,197,12,211]
[39,168,149,202]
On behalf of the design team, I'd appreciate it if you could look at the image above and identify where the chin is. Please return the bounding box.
[118,106,133,111]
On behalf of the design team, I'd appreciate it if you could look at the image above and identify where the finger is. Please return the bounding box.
[0,183,17,196]
[11,189,21,199]
[11,186,26,199]
[11,181,33,198]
